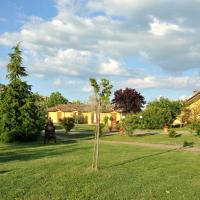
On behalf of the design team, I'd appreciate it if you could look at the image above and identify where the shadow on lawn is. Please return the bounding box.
[102,148,177,170]
[0,139,91,164]
[56,130,94,141]
[0,169,17,174]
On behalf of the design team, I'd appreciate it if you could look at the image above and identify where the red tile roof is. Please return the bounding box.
[47,103,116,113]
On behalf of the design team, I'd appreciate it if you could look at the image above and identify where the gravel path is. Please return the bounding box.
[99,140,200,153]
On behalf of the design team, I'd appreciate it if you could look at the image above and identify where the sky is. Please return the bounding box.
[0,0,200,102]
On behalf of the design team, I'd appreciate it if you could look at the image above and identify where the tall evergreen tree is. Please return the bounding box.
[0,43,45,142]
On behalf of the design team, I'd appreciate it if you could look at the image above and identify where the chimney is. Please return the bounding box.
[193,90,199,95]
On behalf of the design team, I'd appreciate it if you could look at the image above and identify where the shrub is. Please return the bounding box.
[168,129,181,138]
[59,117,75,133]
[183,141,194,147]
[73,113,85,124]
[103,116,109,126]
[142,106,172,129]
[190,121,200,136]
[120,114,140,136]
[168,129,176,138]
[95,123,108,136]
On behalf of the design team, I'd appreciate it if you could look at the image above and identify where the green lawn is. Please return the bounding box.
[102,133,200,147]
[1,138,200,199]
[54,123,96,132]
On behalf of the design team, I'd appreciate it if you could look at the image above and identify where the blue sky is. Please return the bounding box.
[1,0,200,102]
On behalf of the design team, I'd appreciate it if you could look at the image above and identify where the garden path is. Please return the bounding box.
[99,140,200,153]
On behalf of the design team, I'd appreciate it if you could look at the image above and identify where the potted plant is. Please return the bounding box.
[163,123,169,134]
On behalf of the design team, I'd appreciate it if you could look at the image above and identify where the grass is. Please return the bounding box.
[1,139,200,199]
[102,133,200,147]
[54,123,95,131]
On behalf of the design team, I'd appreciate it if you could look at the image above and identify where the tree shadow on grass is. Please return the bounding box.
[0,139,91,164]
[56,131,94,141]
[101,148,177,170]
[0,169,17,174]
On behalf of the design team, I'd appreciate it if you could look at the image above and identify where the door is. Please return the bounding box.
[57,111,62,122]
[111,112,117,128]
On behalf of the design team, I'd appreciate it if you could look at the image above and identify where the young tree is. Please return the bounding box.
[89,78,112,171]
[47,91,68,107]
[0,43,45,142]
[112,88,145,113]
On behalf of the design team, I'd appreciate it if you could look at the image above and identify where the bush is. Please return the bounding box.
[120,114,141,136]
[183,141,194,147]
[168,129,181,138]
[168,129,176,138]
[95,123,108,136]
[142,106,172,129]
[59,117,75,133]
[190,121,200,136]
[73,113,85,124]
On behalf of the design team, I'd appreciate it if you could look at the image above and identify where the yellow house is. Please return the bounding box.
[173,90,200,125]
[47,103,122,126]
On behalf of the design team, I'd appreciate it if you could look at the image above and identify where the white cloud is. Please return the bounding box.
[122,76,200,90]
[149,16,193,36]
[53,78,62,86]
[0,0,200,91]
[99,59,127,76]
[81,84,93,92]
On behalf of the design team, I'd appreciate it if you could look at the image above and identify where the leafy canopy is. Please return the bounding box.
[112,88,145,113]
[47,91,68,107]
[89,78,113,102]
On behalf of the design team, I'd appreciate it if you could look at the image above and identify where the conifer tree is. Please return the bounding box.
[0,43,45,142]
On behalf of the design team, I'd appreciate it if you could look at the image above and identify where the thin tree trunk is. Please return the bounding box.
[95,99,101,171]
[92,113,97,169]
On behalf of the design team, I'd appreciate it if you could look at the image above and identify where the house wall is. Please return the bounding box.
[48,112,57,123]
[173,98,200,125]
[188,98,200,120]
[188,98,200,110]
[48,111,122,125]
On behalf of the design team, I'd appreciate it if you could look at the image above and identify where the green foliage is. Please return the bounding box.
[120,114,139,136]
[142,106,172,129]
[103,115,109,126]
[168,129,177,138]
[47,91,68,107]
[73,112,85,124]
[95,123,108,136]
[190,121,200,136]
[183,141,194,147]
[59,117,75,133]
[146,97,182,120]
[141,97,182,129]
[0,44,45,142]
[71,99,82,104]
[89,78,113,101]
[6,43,27,81]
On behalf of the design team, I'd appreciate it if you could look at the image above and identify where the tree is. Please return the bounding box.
[142,97,182,129]
[112,88,145,113]
[0,83,5,93]
[146,97,182,120]
[89,78,112,171]
[47,91,68,107]
[71,99,82,104]
[0,43,45,142]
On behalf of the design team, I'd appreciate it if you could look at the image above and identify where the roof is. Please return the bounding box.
[185,91,200,105]
[47,103,116,113]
